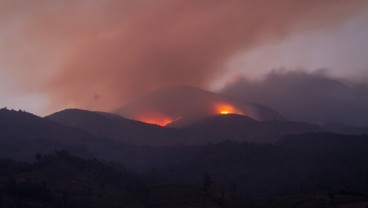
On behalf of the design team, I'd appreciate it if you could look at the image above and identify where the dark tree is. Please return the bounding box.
[62,188,69,205]
[218,190,225,208]
[35,153,42,161]
[232,182,237,193]
[203,171,213,192]
[5,177,17,195]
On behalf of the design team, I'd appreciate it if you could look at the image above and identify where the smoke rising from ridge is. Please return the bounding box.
[222,70,368,126]
[0,0,367,113]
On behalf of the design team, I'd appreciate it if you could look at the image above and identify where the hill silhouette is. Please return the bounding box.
[1,107,368,200]
[46,109,177,146]
[47,109,326,145]
[117,85,284,126]
[169,114,327,143]
[0,108,140,161]
[0,108,108,160]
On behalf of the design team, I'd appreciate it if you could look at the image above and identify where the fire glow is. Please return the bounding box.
[137,115,173,126]
[214,103,243,115]
[134,103,244,126]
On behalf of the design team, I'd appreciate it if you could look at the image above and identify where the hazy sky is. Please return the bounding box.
[0,0,368,116]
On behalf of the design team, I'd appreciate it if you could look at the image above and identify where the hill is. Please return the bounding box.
[117,85,284,126]
[0,108,138,161]
[47,109,326,145]
[1,109,368,198]
[170,114,327,143]
[2,108,368,198]
[46,109,177,146]
[0,108,104,159]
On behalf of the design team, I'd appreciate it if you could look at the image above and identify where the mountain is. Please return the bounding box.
[1,108,368,198]
[46,109,177,146]
[117,85,284,127]
[324,122,368,135]
[169,114,328,143]
[46,109,326,145]
[0,108,138,161]
[0,108,102,159]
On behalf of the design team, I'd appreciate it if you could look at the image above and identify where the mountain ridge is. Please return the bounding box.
[47,109,328,145]
[117,85,285,126]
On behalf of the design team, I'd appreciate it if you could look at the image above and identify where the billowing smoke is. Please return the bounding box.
[1,0,367,113]
[222,70,368,126]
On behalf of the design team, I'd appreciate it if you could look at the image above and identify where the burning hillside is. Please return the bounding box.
[116,85,283,126]
[214,103,244,115]
[136,114,176,126]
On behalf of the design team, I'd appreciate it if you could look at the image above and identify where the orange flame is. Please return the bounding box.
[133,103,243,126]
[137,118,174,126]
[214,103,243,115]
[137,115,173,126]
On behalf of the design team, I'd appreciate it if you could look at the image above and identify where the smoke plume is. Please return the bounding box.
[222,70,368,126]
[1,0,367,113]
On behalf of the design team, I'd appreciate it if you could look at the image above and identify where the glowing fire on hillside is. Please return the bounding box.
[132,103,244,126]
[214,103,243,115]
[138,116,173,126]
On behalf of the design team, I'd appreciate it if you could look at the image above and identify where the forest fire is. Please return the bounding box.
[214,103,243,115]
[130,102,245,126]
[138,116,173,126]
[137,103,244,126]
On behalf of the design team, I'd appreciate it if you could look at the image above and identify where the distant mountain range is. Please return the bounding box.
[0,105,328,161]
[169,113,327,143]
[4,84,365,148]
[1,86,367,200]
[1,107,368,197]
[117,85,284,126]
[47,109,327,145]
[0,108,105,160]
[46,108,176,146]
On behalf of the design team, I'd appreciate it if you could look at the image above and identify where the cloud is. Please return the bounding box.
[1,0,367,114]
[221,70,368,126]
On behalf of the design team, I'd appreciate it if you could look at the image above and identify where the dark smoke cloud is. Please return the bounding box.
[221,70,368,126]
[1,0,367,113]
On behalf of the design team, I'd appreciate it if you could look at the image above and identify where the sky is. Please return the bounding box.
[0,0,368,125]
